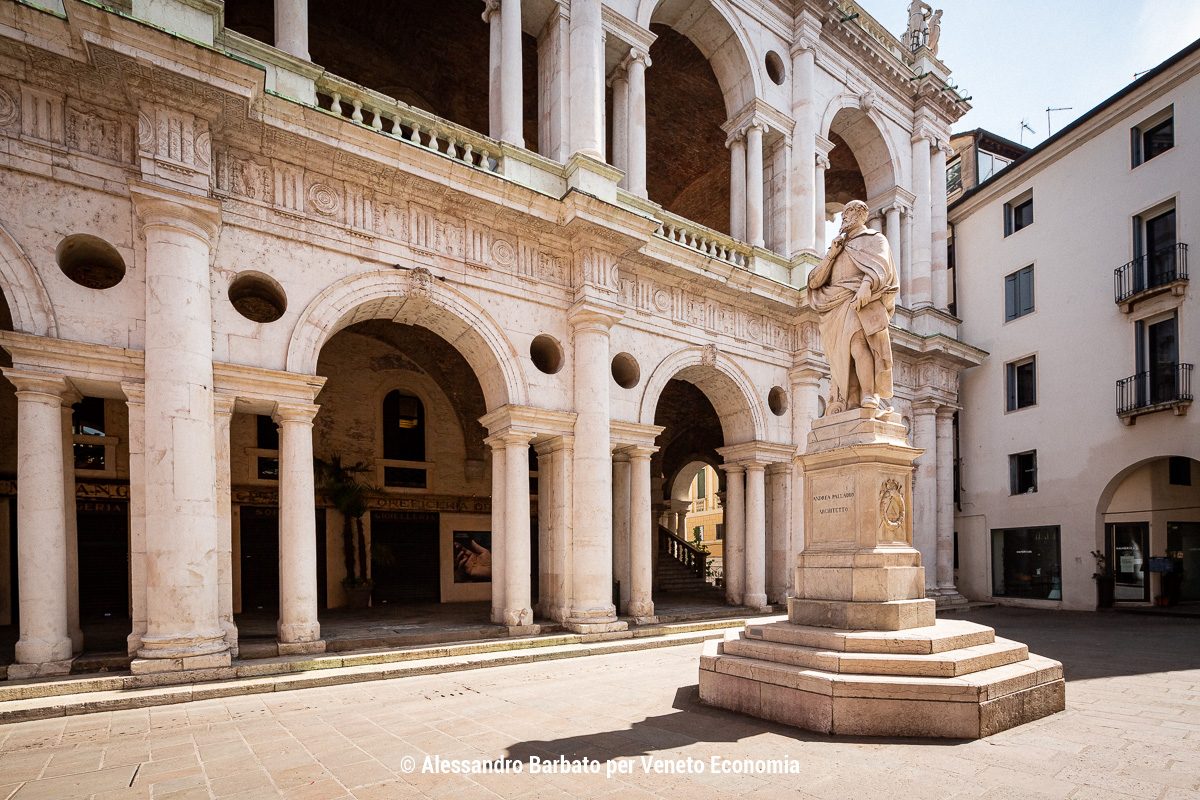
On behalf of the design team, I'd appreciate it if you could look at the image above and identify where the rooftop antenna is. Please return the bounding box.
[1045,106,1073,136]
[1019,119,1036,144]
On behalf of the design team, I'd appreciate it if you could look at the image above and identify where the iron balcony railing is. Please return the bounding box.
[1114,243,1189,304]
[1116,363,1193,416]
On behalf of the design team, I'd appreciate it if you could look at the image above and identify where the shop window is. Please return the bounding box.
[991,526,1061,600]
[1009,450,1037,494]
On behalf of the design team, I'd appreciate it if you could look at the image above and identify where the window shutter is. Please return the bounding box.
[1005,273,1017,320]
[1019,267,1034,315]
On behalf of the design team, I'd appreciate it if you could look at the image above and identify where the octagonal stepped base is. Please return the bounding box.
[698,620,1065,739]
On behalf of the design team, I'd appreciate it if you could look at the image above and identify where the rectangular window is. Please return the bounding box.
[715,523,725,540]
[1169,456,1192,486]
[74,443,107,471]
[1132,106,1174,166]
[256,456,279,481]
[1004,265,1035,321]
[72,397,106,437]
[256,414,279,450]
[1005,357,1037,411]
[977,150,1011,183]
[693,526,703,539]
[991,526,1061,600]
[1009,450,1037,494]
[384,466,428,489]
[696,468,706,497]
[1003,190,1033,236]
[946,157,962,192]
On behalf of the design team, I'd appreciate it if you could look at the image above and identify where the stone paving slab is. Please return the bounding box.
[0,608,1195,799]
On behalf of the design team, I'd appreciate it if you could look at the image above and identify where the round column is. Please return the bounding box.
[729,134,747,240]
[488,437,507,624]
[931,143,950,309]
[627,446,656,621]
[625,49,650,198]
[60,396,82,654]
[722,463,746,606]
[568,0,604,158]
[746,123,765,248]
[814,152,830,253]
[885,204,903,305]
[5,370,72,673]
[612,451,632,612]
[912,401,939,593]
[499,0,524,147]
[483,0,502,140]
[910,133,933,306]
[610,66,629,182]
[503,432,534,627]
[567,306,619,628]
[935,407,956,593]
[743,462,767,608]
[213,395,238,655]
[132,185,227,665]
[274,0,310,61]
[275,402,323,652]
[788,40,816,255]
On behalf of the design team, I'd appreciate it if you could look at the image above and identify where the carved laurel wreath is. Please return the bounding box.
[879,478,905,531]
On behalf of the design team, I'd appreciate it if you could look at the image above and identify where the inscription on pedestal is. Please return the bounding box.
[808,473,857,546]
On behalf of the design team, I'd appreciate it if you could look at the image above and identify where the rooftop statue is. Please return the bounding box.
[806,200,899,417]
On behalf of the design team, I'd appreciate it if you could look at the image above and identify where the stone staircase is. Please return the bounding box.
[654,526,721,597]
[700,617,1064,739]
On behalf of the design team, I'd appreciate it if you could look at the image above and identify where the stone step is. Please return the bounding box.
[722,634,1029,678]
[699,639,1065,738]
[0,613,789,722]
[743,617,995,654]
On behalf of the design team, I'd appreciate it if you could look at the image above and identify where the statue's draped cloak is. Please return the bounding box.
[806,229,900,403]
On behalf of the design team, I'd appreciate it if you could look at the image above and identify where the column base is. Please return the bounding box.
[742,593,769,610]
[278,640,326,656]
[14,636,73,666]
[506,625,541,636]
[632,615,659,625]
[277,621,321,645]
[725,591,744,606]
[565,618,629,635]
[934,589,970,608]
[130,650,231,675]
[222,620,240,658]
[502,608,533,628]
[7,659,73,680]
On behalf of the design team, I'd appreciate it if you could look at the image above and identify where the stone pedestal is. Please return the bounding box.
[699,409,1064,738]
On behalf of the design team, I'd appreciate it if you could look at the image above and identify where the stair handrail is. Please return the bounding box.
[658,525,709,580]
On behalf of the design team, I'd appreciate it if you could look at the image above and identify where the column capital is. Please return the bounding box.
[2,368,71,400]
[620,444,658,460]
[481,0,500,22]
[213,392,236,417]
[534,433,574,456]
[742,460,768,474]
[789,362,824,387]
[815,152,831,170]
[766,461,792,476]
[622,47,651,70]
[935,404,959,419]
[121,380,145,406]
[725,127,746,149]
[910,128,937,146]
[720,462,746,475]
[912,398,941,413]
[272,401,320,425]
[128,181,222,244]
[485,429,534,450]
[567,299,622,331]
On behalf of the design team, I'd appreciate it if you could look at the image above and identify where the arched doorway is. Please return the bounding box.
[821,105,898,242]
[1099,457,1200,605]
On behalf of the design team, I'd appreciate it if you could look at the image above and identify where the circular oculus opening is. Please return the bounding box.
[765,51,786,85]
[768,386,788,416]
[530,334,564,375]
[611,352,641,389]
[229,272,287,323]
[56,234,126,290]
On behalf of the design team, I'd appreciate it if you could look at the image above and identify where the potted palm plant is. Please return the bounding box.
[315,455,374,609]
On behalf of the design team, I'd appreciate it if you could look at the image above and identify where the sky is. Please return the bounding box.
[855,0,1200,147]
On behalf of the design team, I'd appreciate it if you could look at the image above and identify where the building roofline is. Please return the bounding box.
[950,35,1200,211]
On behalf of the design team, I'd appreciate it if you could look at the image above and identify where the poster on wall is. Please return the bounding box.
[453,531,492,583]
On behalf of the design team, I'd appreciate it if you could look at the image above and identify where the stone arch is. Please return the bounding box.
[819,96,902,202]
[640,0,761,116]
[0,219,57,337]
[286,269,527,409]
[669,457,721,502]
[638,346,767,444]
[1095,455,1200,545]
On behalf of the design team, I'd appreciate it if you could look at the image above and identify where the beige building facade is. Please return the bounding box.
[951,39,1200,611]
[0,0,977,678]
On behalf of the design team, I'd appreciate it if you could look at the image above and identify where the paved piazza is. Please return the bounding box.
[0,609,1195,800]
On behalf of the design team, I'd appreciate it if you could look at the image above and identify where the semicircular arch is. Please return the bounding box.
[286,269,527,410]
[820,97,902,200]
[0,219,57,337]
[638,346,767,444]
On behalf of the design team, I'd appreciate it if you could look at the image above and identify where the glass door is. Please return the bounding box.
[1146,316,1179,405]
[1108,522,1150,602]
[1167,522,1200,602]
[1145,209,1177,286]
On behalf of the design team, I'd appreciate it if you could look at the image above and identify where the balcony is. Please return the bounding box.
[1116,363,1193,424]
[1114,243,1189,311]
